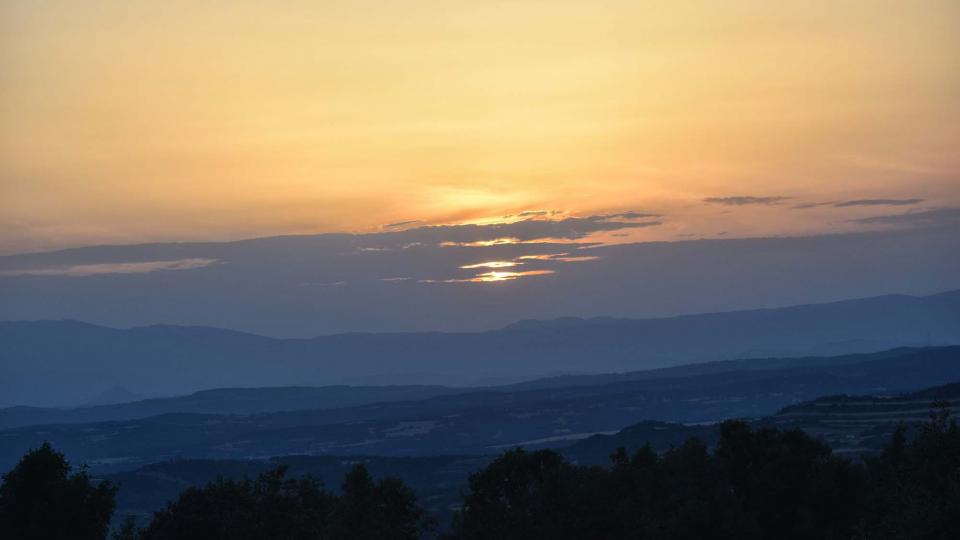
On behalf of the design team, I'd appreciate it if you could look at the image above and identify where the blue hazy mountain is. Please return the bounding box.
[0,385,461,430]
[1,346,957,474]
[2,290,959,406]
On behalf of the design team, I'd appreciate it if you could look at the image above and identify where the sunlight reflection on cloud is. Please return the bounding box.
[440,238,520,247]
[516,253,600,263]
[420,269,555,284]
[459,261,521,269]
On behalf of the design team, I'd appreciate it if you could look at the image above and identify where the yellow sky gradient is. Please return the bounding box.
[1,0,958,253]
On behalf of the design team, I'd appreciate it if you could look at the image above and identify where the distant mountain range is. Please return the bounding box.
[0,385,460,430]
[2,290,959,407]
[2,346,958,474]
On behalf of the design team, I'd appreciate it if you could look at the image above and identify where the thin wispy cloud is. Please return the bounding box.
[851,207,960,227]
[833,198,924,208]
[0,258,218,277]
[595,211,660,220]
[383,220,424,230]
[792,202,835,209]
[794,198,925,209]
[704,196,790,206]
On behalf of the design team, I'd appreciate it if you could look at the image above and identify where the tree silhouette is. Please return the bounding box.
[452,422,872,539]
[4,406,960,539]
[331,464,430,539]
[138,465,335,540]
[132,463,428,540]
[0,442,116,540]
[858,403,960,539]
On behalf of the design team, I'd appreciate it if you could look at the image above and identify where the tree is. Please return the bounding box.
[451,448,601,540]
[331,464,430,539]
[111,516,142,540]
[859,403,960,539]
[451,424,867,540]
[713,421,863,540]
[139,466,335,540]
[137,463,428,540]
[0,442,117,540]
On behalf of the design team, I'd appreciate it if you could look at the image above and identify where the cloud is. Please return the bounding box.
[460,261,522,269]
[421,269,555,284]
[704,196,790,206]
[0,258,218,277]
[832,198,924,208]
[516,253,600,263]
[377,214,663,248]
[850,207,960,227]
[300,280,348,287]
[383,220,424,230]
[792,201,834,209]
[595,211,660,220]
[794,198,925,209]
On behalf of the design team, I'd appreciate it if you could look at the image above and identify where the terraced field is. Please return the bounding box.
[769,383,960,456]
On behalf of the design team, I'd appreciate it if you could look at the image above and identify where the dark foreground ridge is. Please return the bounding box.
[2,412,958,539]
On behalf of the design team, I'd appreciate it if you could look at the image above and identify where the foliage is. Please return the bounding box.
[451,418,960,540]
[133,463,429,540]
[857,402,960,539]
[0,442,117,540]
[3,409,959,539]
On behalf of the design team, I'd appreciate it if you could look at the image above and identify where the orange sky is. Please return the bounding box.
[1,0,958,254]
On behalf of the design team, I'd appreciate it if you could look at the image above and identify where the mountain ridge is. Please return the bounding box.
[3,290,959,406]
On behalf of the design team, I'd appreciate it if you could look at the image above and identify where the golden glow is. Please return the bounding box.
[1,0,958,253]
[441,238,521,248]
[517,254,600,263]
[419,269,555,283]
[468,270,555,283]
[460,261,521,269]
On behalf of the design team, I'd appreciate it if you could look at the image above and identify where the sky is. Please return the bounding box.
[1,0,958,255]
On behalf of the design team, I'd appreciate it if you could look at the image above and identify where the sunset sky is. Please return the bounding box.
[2,0,958,254]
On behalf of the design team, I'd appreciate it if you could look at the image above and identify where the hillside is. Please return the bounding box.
[567,380,960,463]
[0,385,460,430]
[2,346,957,474]
[768,382,960,456]
[2,289,958,406]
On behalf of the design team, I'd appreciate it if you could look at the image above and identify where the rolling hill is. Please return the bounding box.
[2,346,957,474]
[2,290,958,407]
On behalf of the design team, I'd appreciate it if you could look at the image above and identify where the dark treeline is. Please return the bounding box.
[452,411,960,539]
[1,411,958,539]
